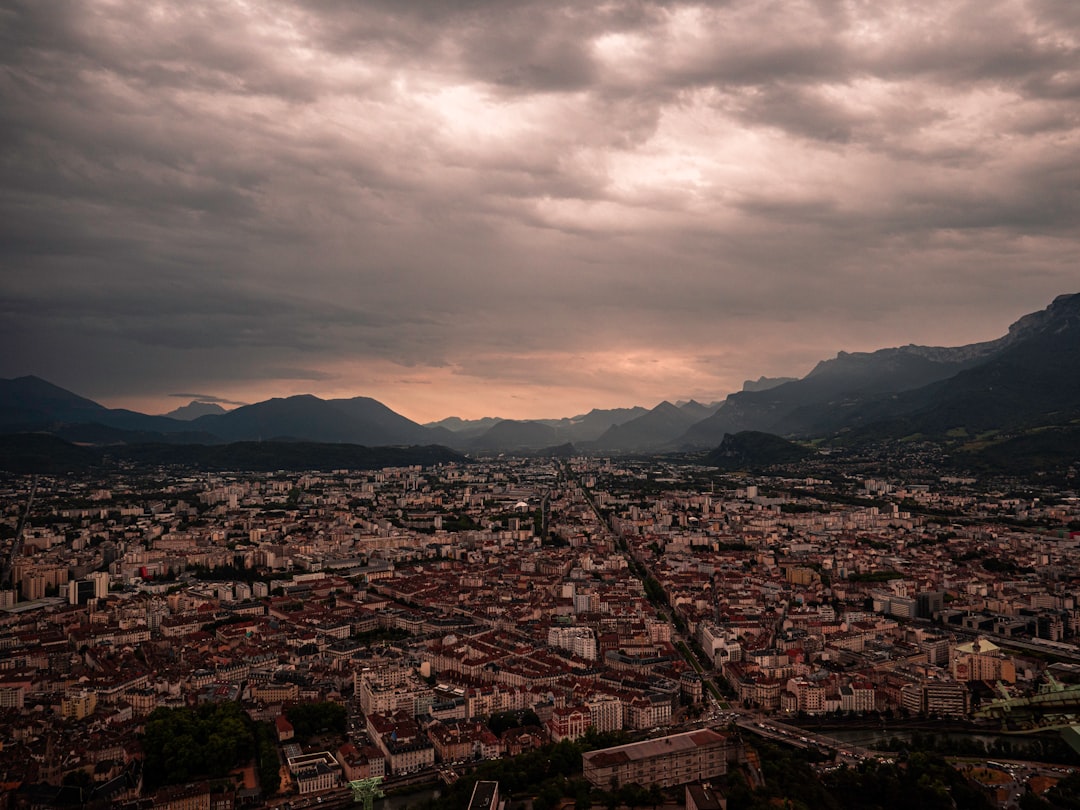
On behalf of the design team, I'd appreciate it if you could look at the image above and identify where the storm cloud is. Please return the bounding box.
[1,0,1078,420]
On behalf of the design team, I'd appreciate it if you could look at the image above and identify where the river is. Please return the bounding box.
[375,787,441,810]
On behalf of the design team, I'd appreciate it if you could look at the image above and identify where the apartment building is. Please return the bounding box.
[582,729,744,789]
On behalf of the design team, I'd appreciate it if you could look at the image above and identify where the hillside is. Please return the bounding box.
[704,431,815,471]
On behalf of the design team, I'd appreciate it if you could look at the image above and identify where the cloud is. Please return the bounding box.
[1,0,1078,420]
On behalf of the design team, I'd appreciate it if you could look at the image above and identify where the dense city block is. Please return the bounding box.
[2,456,1080,808]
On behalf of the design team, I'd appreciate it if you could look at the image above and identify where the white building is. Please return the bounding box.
[547,626,598,661]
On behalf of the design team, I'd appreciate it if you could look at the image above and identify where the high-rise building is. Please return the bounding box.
[916,591,944,619]
[90,571,110,598]
[67,579,97,605]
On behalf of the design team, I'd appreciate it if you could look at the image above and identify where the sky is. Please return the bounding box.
[2,0,1079,423]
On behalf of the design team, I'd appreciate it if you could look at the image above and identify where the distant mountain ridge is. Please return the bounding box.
[0,380,447,448]
[590,401,706,451]
[675,293,1080,450]
[3,292,1079,457]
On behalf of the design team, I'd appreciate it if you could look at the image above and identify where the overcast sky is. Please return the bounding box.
[2,0,1078,422]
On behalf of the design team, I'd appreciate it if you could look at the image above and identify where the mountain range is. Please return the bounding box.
[3,292,1080,459]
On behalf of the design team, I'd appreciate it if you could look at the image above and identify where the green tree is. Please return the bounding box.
[141,702,257,791]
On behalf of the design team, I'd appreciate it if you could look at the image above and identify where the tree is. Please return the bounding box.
[141,702,257,791]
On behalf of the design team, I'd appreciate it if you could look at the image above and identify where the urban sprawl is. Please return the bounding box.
[3,457,1080,808]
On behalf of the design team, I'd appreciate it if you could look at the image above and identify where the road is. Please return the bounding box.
[2,474,37,589]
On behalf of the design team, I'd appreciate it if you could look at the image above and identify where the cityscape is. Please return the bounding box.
[4,1,1080,808]
[3,441,1080,808]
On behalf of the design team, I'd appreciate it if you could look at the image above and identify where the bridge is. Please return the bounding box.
[976,675,1080,754]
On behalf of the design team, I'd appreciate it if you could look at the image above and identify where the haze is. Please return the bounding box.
[2,1,1078,422]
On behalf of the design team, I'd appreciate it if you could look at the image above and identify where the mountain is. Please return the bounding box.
[537,406,650,444]
[469,420,561,451]
[163,401,228,420]
[6,292,1079,461]
[0,376,197,435]
[678,336,1006,447]
[429,406,654,449]
[742,376,798,392]
[327,396,446,444]
[426,416,503,435]
[953,425,1080,479]
[430,407,652,446]
[704,431,815,471]
[677,400,719,422]
[844,292,1080,440]
[0,375,110,430]
[680,292,1080,451]
[189,395,439,445]
[591,401,701,451]
[0,378,452,448]
[51,423,222,446]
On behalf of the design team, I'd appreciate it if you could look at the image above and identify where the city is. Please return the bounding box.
[4,0,1080,807]
[3,452,1080,808]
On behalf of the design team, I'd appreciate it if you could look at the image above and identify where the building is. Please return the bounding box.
[547,626,598,661]
[150,781,214,810]
[686,784,727,810]
[839,682,875,713]
[920,635,951,667]
[427,719,502,762]
[468,781,501,810]
[367,711,436,774]
[790,679,826,715]
[275,715,295,742]
[61,690,97,720]
[900,678,968,717]
[548,706,590,742]
[288,751,342,794]
[585,694,623,734]
[253,682,300,704]
[916,591,944,619]
[68,579,98,605]
[357,667,434,716]
[681,672,704,704]
[582,729,744,789]
[924,679,968,717]
[0,686,25,709]
[952,638,1016,683]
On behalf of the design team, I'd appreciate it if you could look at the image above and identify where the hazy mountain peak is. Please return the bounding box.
[742,376,797,392]
[425,416,503,432]
[163,401,227,420]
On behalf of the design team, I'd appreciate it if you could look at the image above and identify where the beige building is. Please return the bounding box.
[583,729,744,789]
[952,638,1016,683]
[288,751,342,794]
[61,690,97,720]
